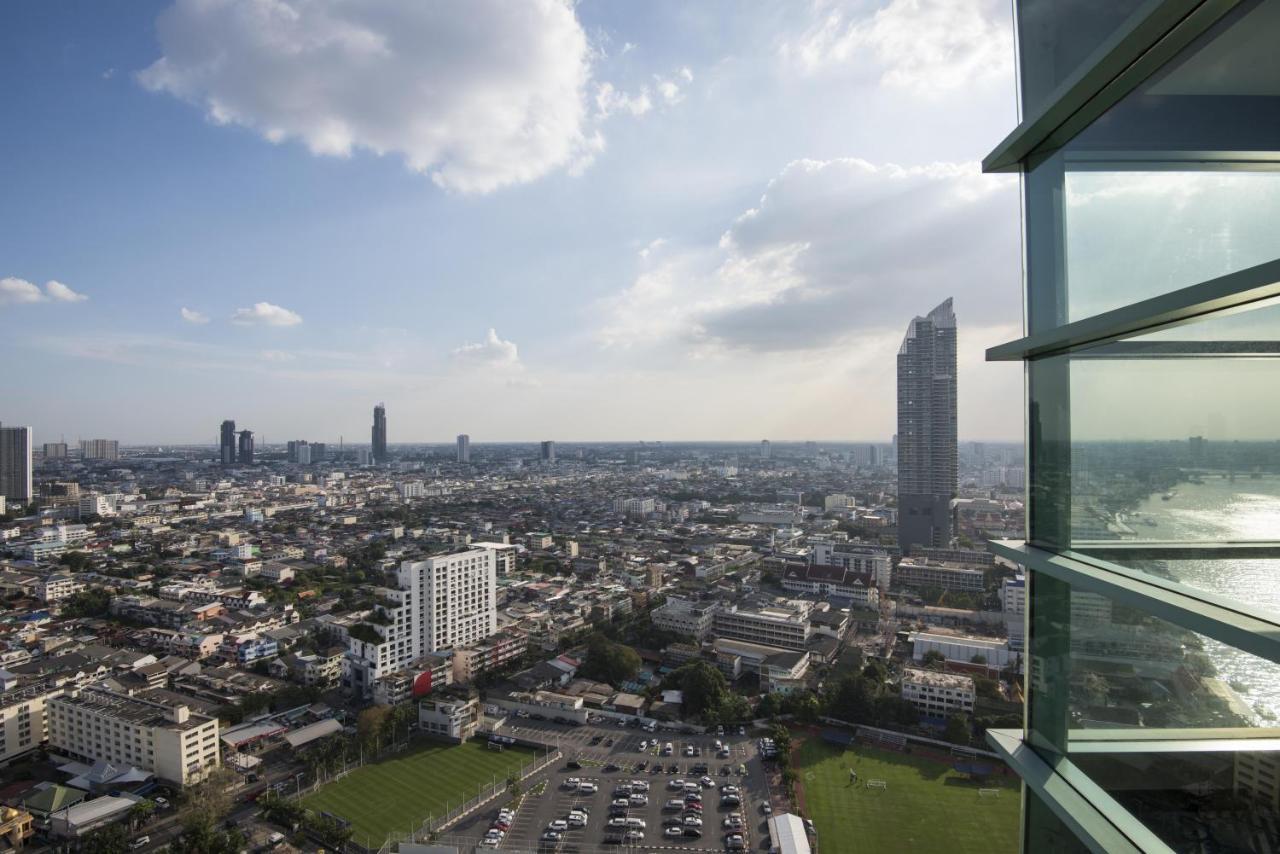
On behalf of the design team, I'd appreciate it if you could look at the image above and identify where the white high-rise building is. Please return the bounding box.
[457,434,471,463]
[345,546,499,696]
[0,425,32,504]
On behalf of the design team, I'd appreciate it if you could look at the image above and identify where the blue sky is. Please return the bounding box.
[1,0,1024,445]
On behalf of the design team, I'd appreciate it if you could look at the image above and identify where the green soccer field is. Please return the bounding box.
[301,739,540,848]
[795,738,1020,854]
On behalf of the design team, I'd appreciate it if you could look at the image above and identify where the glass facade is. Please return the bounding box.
[991,1,1280,850]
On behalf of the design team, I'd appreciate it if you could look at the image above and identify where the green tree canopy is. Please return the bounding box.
[579,633,642,686]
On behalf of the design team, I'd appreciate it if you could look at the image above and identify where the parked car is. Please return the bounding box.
[129,839,150,851]
[624,830,645,843]
[548,819,568,831]
[665,826,684,838]
[579,782,598,794]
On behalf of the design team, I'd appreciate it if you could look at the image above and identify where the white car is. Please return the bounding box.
[669,779,686,790]
[701,776,715,788]
[665,826,684,838]
[761,803,773,815]
[548,819,568,831]
[683,816,703,827]
[630,780,649,792]
[612,798,630,808]
[608,817,629,828]
[629,795,648,806]
[639,740,648,751]
[480,838,500,847]
[129,839,150,851]
[624,830,645,842]
[568,816,587,829]
[565,777,581,788]
[578,782,597,794]
[721,785,739,794]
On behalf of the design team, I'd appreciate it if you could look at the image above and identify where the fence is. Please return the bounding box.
[818,717,1003,760]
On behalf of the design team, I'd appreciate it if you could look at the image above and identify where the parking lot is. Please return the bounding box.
[451,720,774,853]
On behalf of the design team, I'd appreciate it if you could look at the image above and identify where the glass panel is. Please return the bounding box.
[1015,0,1150,118]
[1025,787,1092,853]
[1027,577,1280,747]
[1074,749,1280,851]
[1022,0,1280,324]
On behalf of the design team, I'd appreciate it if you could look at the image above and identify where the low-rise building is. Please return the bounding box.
[894,559,985,593]
[780,564,880,609]
[452,631,528,684]
[651,597,720,640]
[46,688,221,786]
[417,694,480,742]
[713,601,812,651]
[901,668,976,718]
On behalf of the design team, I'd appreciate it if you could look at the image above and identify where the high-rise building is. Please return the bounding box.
[896,298,957,552]
[457,434,470,463]
[219,420,236,465]
[296,444,311,465]
[287,439,306,462]
[310,442,326,463]
[236,430,254,465]
[372,403,387,463]
[79,439,119,461]
[540,440,555,464]
[984,4,1278,850]
[42,442,68,460]
[0,425,33,504]
[343,546,500,696]
[760,439,772,459]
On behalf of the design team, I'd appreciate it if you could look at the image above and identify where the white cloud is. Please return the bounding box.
[600,157,1019,354]
[451,328,523,370]
[784,0,1012,94]
[0,277,49,306]
[595,82,652,118]
[180,307,210,324]
[260,349,297,362]
[231,302,303,327]
[638,237,666,260]
[1,277,89,306]
[139,0,599,193]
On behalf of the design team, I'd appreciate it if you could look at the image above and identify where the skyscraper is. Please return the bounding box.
[0,424,33,503]
[540,440,555,464]
[760,439,772,459]
[219,420,236,465]
[372,404,387,464]
[896,298,957,552]
[43,442,68,460]
[237,429,254,465]
[457,434,470,463]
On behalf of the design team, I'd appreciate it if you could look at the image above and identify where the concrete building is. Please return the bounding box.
[810,542,892,590]
[894,559,984,593]
[897,298,957,552]
[475,542,517,575]
[0,680,62,764]
[901,668,976,718]
[451,631,528,684]
[219,419,236,465]
[42,442,68,460]
[47,689,221,786]
[780,564,880,609]
[908,631,1014,669]
[613,497,656,518]
[417,694,480,742]
[713,602,812,651]
[372,403,387,463]
[651,598,721,640]
[345,547,498,696]
[39,573,85,603]
[0,425,32,504]
[1235,752,1280,811]
[457,434,470,463]
[540,440,556,464]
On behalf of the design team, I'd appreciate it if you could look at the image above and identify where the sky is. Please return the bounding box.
[0,0,1026,446]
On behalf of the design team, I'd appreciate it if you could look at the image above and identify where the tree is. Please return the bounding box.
[970,654,987,665]
[128,800,155,830]
[82,824,130,854]
[781,691,820,724]
[579,633,641,686]
[60,588,112,619]
[306,813,354,849]
[921,650,946,669]
[824,674,875,724]
[60,550,91,572]
[358,705,392,752]
[507,773,522,798]
[944,713,971,746]
[664,661,729,720]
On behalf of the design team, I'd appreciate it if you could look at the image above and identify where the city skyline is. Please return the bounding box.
[0,0,1024,444]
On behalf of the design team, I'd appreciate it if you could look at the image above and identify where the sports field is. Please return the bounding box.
[301,739,538,847]
[795,738,1019,854]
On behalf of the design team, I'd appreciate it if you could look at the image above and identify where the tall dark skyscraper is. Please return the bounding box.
[540,440,555,464]
[219,420,237,465]
[237,429,254,465]
[896,298,957,552]
[0,424,33,503]
[372,403,387,464]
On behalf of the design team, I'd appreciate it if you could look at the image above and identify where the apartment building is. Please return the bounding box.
[371,652,454,706]
[452,631,528,685]
[712,602,813,651]
[47,689,221,786]
[901,668,976,718]
[0,680,62,764]
[345,546,498,696]
[39,573,85,604]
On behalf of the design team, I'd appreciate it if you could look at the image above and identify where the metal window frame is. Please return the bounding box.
[988,539,1280,665]
[986,729,1175,854]
[985,0,1240,173]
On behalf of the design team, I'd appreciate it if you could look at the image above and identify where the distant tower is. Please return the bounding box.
[457,434,471,463]
[372,404,387,464]
[540,440,556,464]
[760,440,772,460]
[220,420,237,465]
[237,430,255,465]
[0,424,33,502]
[897,298,958,552]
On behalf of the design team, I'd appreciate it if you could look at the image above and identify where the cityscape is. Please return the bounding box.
[3,1,1278,854]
